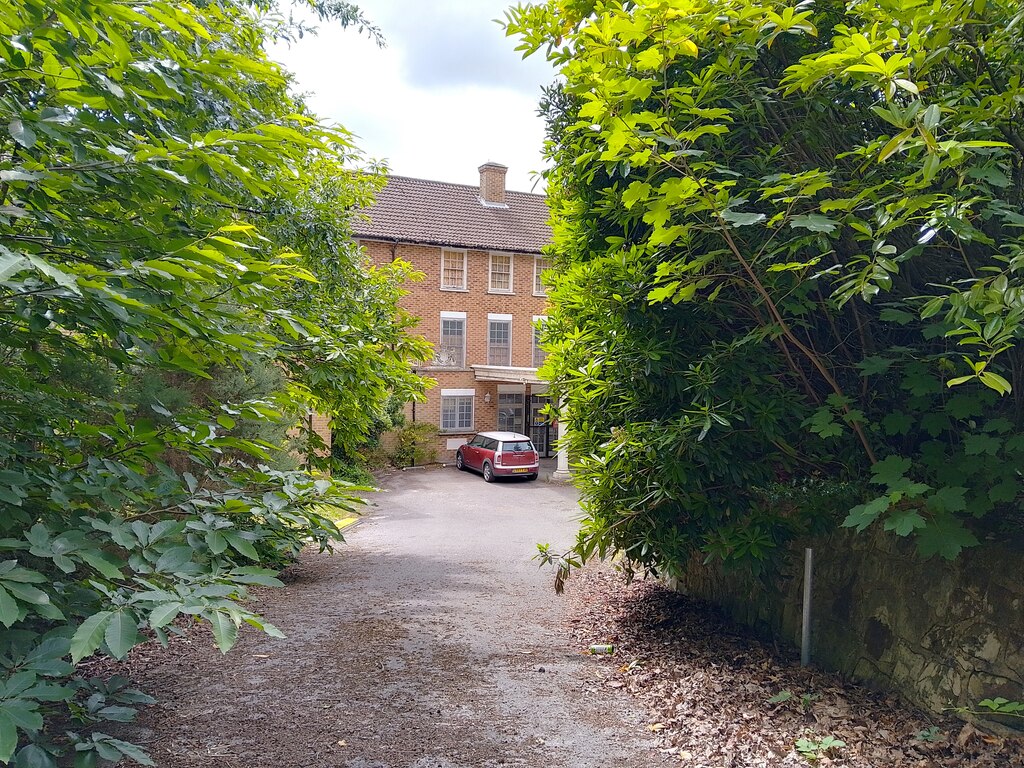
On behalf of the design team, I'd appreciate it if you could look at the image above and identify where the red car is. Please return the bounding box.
[455,431,540,482]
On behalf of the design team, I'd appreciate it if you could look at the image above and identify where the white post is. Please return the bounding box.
[551,398,571,481]
[801,547,813,667]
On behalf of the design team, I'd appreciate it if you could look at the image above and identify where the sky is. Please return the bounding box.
[267,1,557,193]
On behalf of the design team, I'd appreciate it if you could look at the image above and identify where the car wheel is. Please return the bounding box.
[455,452,465,471]
[482,462,495,483]
[526,473,538,481]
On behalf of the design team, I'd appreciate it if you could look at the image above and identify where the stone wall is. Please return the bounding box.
[673,528,1024,727]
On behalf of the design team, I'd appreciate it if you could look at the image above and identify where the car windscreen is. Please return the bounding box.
[501,441,534,452]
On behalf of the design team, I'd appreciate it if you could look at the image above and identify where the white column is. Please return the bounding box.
[551,398,571,481]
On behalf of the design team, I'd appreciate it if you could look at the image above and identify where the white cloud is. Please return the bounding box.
[267,0,555,192]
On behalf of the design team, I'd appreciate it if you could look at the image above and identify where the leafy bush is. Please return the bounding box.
[0,0,427,764]
[508,0,1024,581]
[390,423,440,467]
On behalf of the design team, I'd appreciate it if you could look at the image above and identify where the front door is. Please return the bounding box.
[497,392,525,434]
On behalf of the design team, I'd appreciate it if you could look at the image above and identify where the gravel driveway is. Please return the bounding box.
[124,468,670,767]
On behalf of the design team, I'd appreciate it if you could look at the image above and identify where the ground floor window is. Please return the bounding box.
[441,392,474,432]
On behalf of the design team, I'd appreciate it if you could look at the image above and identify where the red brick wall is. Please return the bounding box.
[362,239,550,460]
[479,164,507,204]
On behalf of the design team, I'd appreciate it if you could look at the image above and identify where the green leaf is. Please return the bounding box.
[881,412,914,436]
[883,509,926,536]
[928,486,968,514]
[843,496,890,531]
[7,119,37,149]
[978,371,1012,395]
[870,456,912,485]
[858,356,894,375]
[894,78,919,95]
[230,569,283,587]
[205,531,228,555]
[719,209,766,227]
[77,551,125,580]
[963,433,1001,456]
[103,611,139,660]
[3,583,54,608]
[224,531,259,560]
[14,744,53,768]
[148,602,182,629]
[209,611,239,653]
[635,47,664,70]
[988,480,1018,504]
[0,170,39,183]
[70,612,113,663]
[789,213,837,233]
[0,701,41,733]
[0,712,16,764]
[0,586,19,627]
[622,181,652,209]
[101,739,154,767]
[154,546,193,573]
[878,128,914,161]
[915,514,979,560]
[96,706,137,723]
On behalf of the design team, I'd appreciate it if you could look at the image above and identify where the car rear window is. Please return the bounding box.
[501,441,534,452]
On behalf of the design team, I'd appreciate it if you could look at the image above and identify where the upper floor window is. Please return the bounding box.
[436,312,466,367]
[441,249,467,290]
[489,253,513,293]
[532,315,548,368]
[534,255,552,296]
[488,314,512,367]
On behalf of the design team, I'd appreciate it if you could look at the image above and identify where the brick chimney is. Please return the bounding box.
[478,162,508,205]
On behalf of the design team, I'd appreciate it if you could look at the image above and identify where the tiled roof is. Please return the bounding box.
[352,175,552,253]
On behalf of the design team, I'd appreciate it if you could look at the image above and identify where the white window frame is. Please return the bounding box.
[532,315,548,369]
[440,248,468,291]
[440,388,475,432]
[434,311,466,368]
[487,313,513,367]
[533,254,552,296]
[488,251,514,294]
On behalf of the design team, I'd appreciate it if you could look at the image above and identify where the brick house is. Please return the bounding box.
[354,162,555,462]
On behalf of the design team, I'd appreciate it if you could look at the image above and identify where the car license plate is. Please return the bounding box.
[512,468,529,473]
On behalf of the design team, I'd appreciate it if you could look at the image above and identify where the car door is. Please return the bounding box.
[479,437,497,469]
[463,435,480,469]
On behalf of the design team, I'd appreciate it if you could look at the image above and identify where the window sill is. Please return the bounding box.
[420,366,470,372]
[440,428,475,434]
[440,286,469,292]
[487,289,514,295]
[533,291,548,297]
